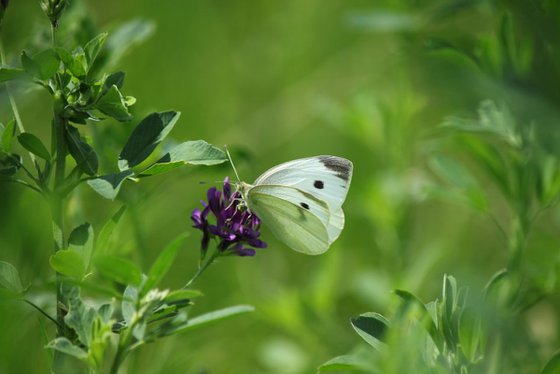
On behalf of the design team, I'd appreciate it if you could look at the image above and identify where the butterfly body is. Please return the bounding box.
[238,156,353,255]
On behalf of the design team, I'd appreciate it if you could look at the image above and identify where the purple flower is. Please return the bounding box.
[191,177,267,257]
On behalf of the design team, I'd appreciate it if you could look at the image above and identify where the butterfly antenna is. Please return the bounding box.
[225,145,242,183]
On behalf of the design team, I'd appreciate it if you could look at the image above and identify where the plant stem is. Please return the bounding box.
[183,249,221,289]
[52,94,67,337]
[4,178,42,194]
[23,298,62,329]
[110,312,136,373]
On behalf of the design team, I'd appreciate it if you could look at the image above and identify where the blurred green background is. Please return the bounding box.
[1,0,560,373]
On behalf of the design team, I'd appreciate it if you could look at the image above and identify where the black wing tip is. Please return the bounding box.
[318,156,352,182]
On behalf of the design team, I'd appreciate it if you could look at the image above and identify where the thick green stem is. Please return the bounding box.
[52,93,67,337]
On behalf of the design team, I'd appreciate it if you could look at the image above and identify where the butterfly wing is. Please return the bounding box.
[254,156,353,213]
[247,186,330,255]
[247,185,343,254]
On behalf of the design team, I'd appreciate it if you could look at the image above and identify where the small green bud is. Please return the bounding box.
[40,0,68,28]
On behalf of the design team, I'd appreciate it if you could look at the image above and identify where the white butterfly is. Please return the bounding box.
[236,155,353,255]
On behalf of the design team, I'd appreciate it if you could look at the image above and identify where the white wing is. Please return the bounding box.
[253,156,353,213]
[248,185,343,247]
[247,187,330,255]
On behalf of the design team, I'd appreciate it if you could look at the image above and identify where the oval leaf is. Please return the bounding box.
[350,312,389,350]
[84,32,108,69]
[140,140,227,176]
[21,49,59,80]
[87,170,134,200]
[118,111,181,171]
[18,133,50,160]
[0,261,24,294]
[95,255,142,286]
[0,67,25,83]
[68,223,94,270]
[96,85,132,122]
[50,250,86,279]
[66,125,98,175]
[45,337,88,360]
[1,119,16,152]
[56,47,87,78]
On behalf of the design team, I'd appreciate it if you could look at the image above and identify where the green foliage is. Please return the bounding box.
[0,261,24,295]
[118,111,181,171]
[142,234,186,293]
[139,140,227,176]
[21,49,59,81]
[2,0,560,373]
[330,275,487,373]
[50,250,86,279]
[17,133,50,160]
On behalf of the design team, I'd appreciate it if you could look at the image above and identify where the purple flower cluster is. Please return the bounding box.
[191,177,267,257]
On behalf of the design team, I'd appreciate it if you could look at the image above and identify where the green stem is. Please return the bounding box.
[110,312,137,373]
[4,178,42,194]
[183,249,221,289]
[23,298,62,329]
[52,94,67,337]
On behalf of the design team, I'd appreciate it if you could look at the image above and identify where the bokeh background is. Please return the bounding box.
[1,0,560,373]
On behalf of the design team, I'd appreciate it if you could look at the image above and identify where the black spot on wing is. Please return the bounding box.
[300,202,310,210]
[314,180,324,189]
[318,156,351,181]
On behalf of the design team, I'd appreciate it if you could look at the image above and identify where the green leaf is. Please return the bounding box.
[102,19,155,70]
[318,355,371,372]
[0,261,24,294]
[62,283,95,347]
[483,268,516,308]
[165,289,203,302]
[98,303,113,324]
[96,206,126,255]
[45,337,88,360]
[140,140,227,176]
[68,223,94,271]
[87,170,134,200]
[160,305,254,336]
[1,119,16,152]
[65,125,98,175]
[394,289,442,350]
[122,284,138,325]
[442,274,459,346]
[0,67,26,83]
[350,312,389,350]
[96,85,132,122]
[84,33,108,69]
[143,234,187,293]
[21,49,59,80]
[0,153,22,176]
[118,111,181,171]
[459,307,483,363]
[18,133,50,160]
[49,250,86,279]
[104,71,125,91]
[56,47,87,78]
[542,350,560,374]
[95,255,142,286]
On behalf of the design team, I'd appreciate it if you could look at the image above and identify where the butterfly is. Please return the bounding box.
[234,155,353,255]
